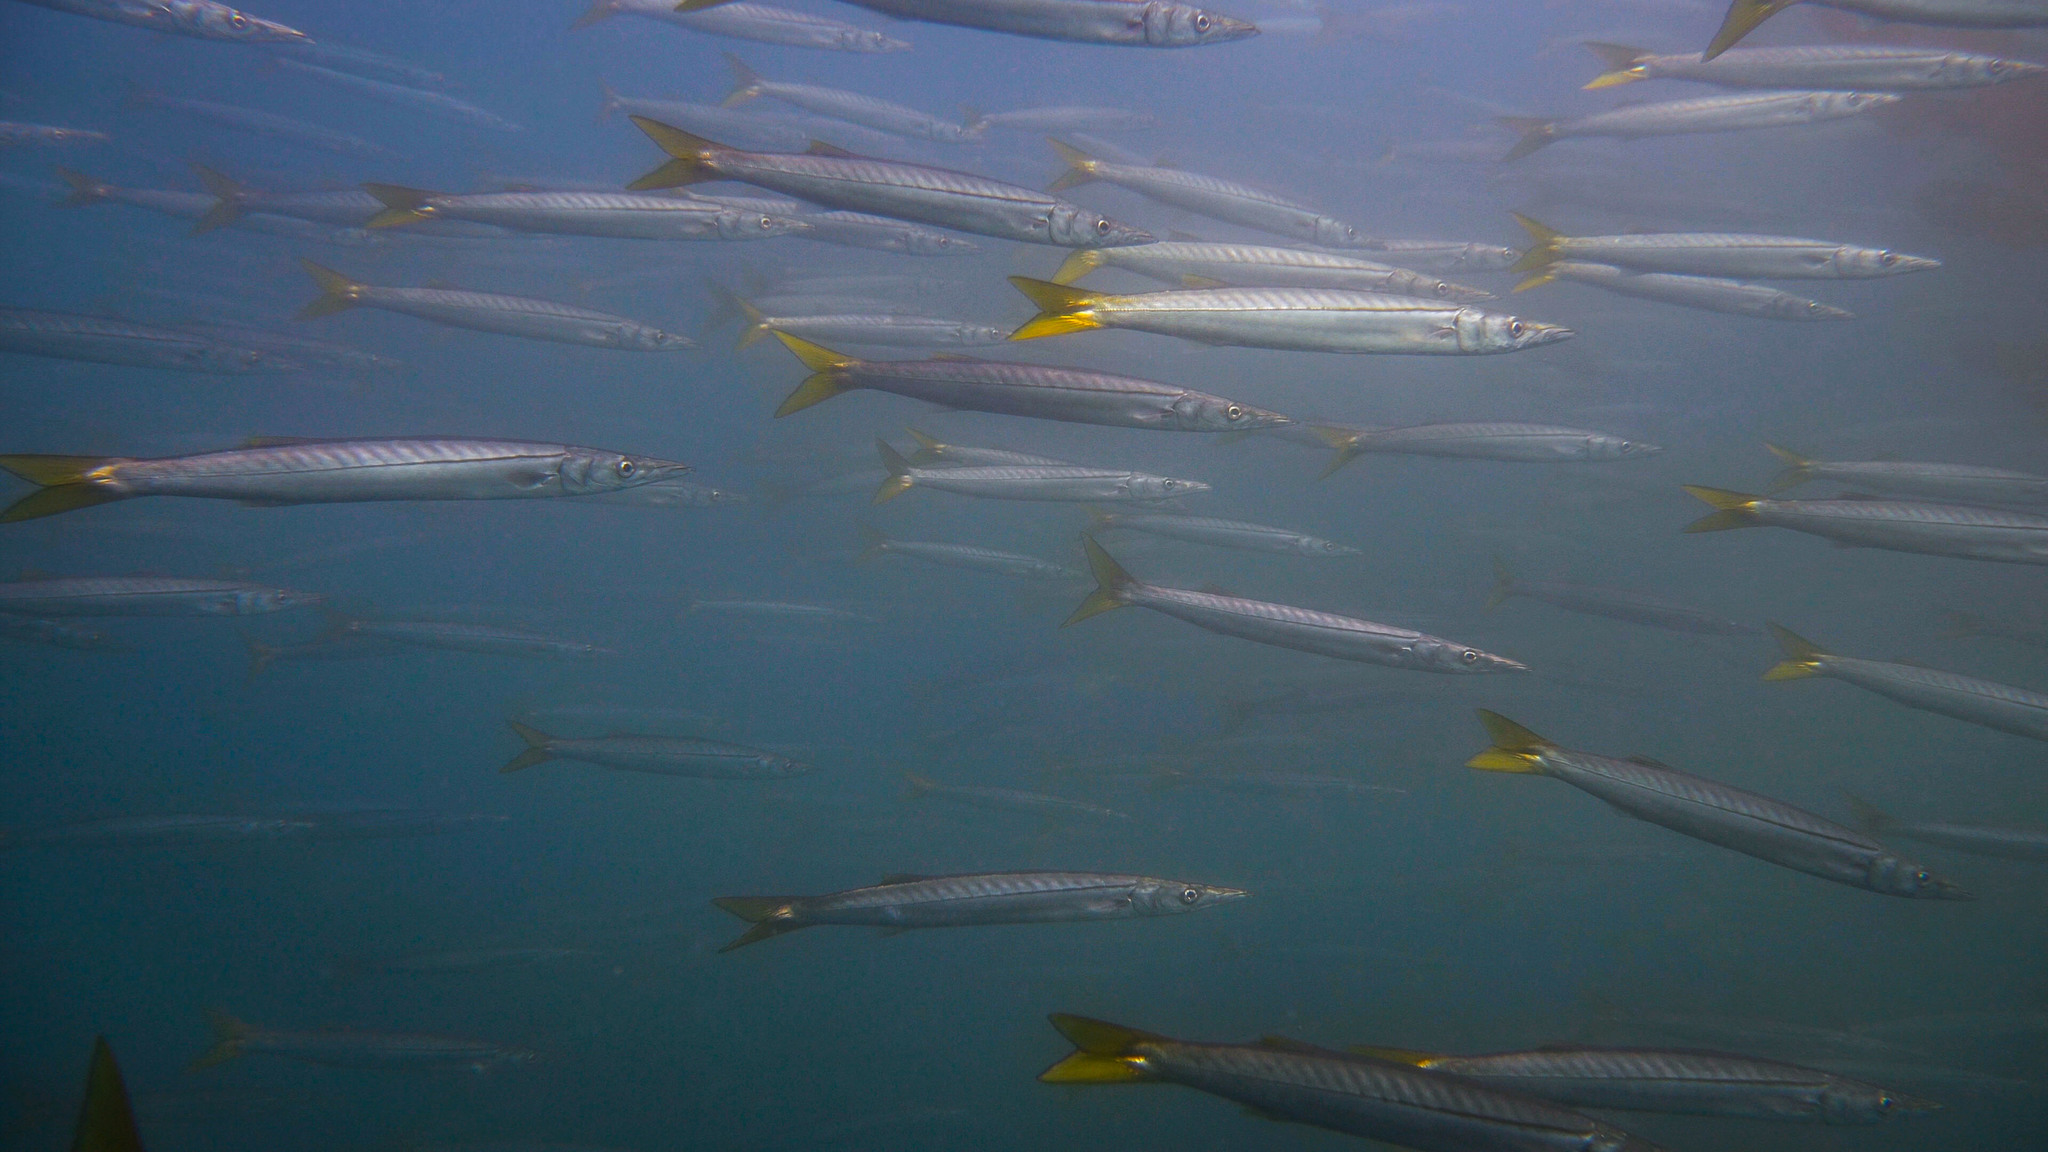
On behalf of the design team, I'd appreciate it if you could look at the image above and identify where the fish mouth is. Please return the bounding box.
[1891,255,1942,274]
[1208,886,1252,902]
[1629,443,1666,458]
[1476,654,1530,673]
[1239,409,1293,429]
[1519,323,1574,347]
[1098,223,1156,248]
[633,459,696,484]
[2002,61,2047,79]
[1926,879,1975,901]
[1208,15,1260,40]
[1887,1093,1944,1116]
[1807,303,1854,321]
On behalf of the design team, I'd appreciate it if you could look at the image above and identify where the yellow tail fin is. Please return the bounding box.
[188,163,246,234]
[1705,0,1792,60]
[188,1009,249,1071]
[570,0,619,27]
[502,719,556,773]
[1305,426,1364,480]
[297,259,365,321]
[1039,1014,1160,1083]
[710,896,803,951]
[73,1037,144,1152]
[1763,442,1814,493]
[1498,119,1557,163]
[1484,557,1515,611]
[1681,485,1762,533]
[627,117,724,190]
[1512,269,1559,293]
[1467,709,1550,773]
[856,523,890,562]
[1582,42,1650,88]
[1064,535,1133,627]
[721,52,763,106]
[732,297,772,350]
[770,330,856,416]
[1507,212,1564,272]
[873,439,914,504]
[0,455,125,523]
[1763,623,1827,681]
[905,428,947,465]
[55,166,107,207]
[1045,138,1099,194]
[1007,276,1102,342]
[1051,249,1105,286]
[360,183,436,228]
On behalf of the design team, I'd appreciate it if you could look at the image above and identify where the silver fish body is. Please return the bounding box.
[1594,43,2044,90]
[886,458,1208,503]
[9,814,321,846]
[979,105,1157,131]
[795,209,980,254]
[1510,90,1899,155]
[1057,241,1491,301]
[797,0,1258,46]
[18,0,308,42]
[1519,223,1938,279]
[1092,511,1359,556]
[0,615,119,650]
[1051,141,1369,247]
[508,726,808,777]
[0,575,318,617]
[1490,569,1754,636]
[368,188,809,240]
[127,90,394,158]
[301,264,692,350]
[274,58,523,131]
[1851,798,2048,862]
[1365,240,1523,271]
[755,312,1009,348]
[0,121,108,146]
[0,308,285,373]
[341,620,614,659]
[198,1015,535,1071]
[863,529,1080,579]
[1344,422,1657,463]
[905,775,1131,820]
[1542,262,1853,321]
[581,0,911,51]
[1767,627,2048,743]
[1769,446,2048,505]
[725,53,981,142]
[1686,488,2048,565]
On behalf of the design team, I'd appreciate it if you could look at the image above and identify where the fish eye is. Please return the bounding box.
[759,216,773,229]
[617,459,637,477]
[1322,541,1337,552]
[1095,218,1112,235]
[1620,441,1633,451]
[1434,281,1449,295]
[1461,650,1479,663]
[230,13,246,26]
[1509,320,1525,337]
[1881,251,1898,265]
[1226,404,1243,420]
[1162,479,1179,490]
[1915,869,1929,883]
[1878,1095,1894,1110]
[1807,301,1823,312]
[1180,887,1199,904]
[1193,13,1210,30]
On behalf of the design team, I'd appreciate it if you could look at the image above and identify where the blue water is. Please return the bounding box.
[3,0,2045,1148]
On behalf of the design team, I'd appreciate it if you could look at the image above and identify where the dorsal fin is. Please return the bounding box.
[1347,1045,1437,1067]
[1255,1035,1331,1055]
[1198,583,1235,597]
[243,435,327,448]
[1625,754,1677,770]
[806,140,859,158]
[877,873,932,885]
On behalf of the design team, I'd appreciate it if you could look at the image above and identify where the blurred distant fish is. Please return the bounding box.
[733,296,1006,350]
[1683,486,2048,565]
[1764,443,2048,505]
[723,53,982,143]
[1048,138,1373,248]
[0,574,318,616]
[1154,767,1406,798]
[674,0,1258,47]
[0,120,105,146]
[190,1011,535,1072]
[597,85,811,150]
[859,524,1082,580]
[1705,0,2048,61]
[305,808,510,838]
[574,0,911,52]
[788,208,980,254]
[903,429,1069,468]
[904,773,1131,820]
[1311,423,1657,476]
[685,598,877,622]
[1511,215,1940,279]
[1764,624,2048,743]
[173,322,404,375]
[1052,241,1492,301]
[1466,710,1971,899]
[4,814,319,847]
[771,333,1286,431]
[1219,683,1409,730]
[1846,794,2048,862]
[54,168,374,243]
[502,719,809,777]
[1008,277,1572,355]
[628,118,1153,247]
[711,870,1246,951]
[332,617,615,659]
[297,261,695,350]
[1583,40,2044,91]
[1499,91,1899,161]
[976,105,1155,132]
[187,163,385,230]
[1487,559,1755,635]
[0,615,119,650]
[274,57,523,132]
[1363,239,1522,272]
[0,307,293,373]
[276,38,452,89]
[12,0,308,42]
[1520,262,1855,321]
[1089,508,1360,557]
[245,631,402,676]
[125,87,395,158]
[876,440,1208,504]
[579,477,748,507]
[360,184,810,240]
[1070,536,1525,673]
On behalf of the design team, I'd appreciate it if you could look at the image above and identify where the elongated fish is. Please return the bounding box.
[1765,624,2048,744]
[1512,215,1938,279]
[903,429,1069,468]
[905,773,1131,820]
[274,58,523,132]
[859,525,1081,579]
[1500,91,1897,160]
[1049,139,1371,247]
[724,53,979,142]
[126,88,395,158]
[1683,486,2048,565]
[333,618,615,659]
[54,168,365,243]
[1350,1044,1937,1124]
[1487,561,1754,636]
[277,39,452,90]
[686,598,876,622]
[16,0,307,42]
[771,332,1285,431]
[0,437,689,522]
[1522,262,1854,321]
[712,870,1244,950]
[187,164,385,231]
[675,0,1257,47]
[0,575,318,616]
[1466,710,1971,899]
[1707,0,2048,61]
[502,719,808,777]
[1584,41,2043,91]
[1071,536,1523,672]
[1313,422,1656,476]
[627,118,1152,247]
[1365,239,1522,272]
[574,0,911,52]
[1042,1016,1668,1152]
[298,261,693,350]
[788,208,978,254]
[5,814,320,847]
[1847,795,2048,862]
[1052,241,1491,301]
[0,615,119,650]
[360,185,809,240]
[734,298,1006,350]
[1090,509,1359,557]
[599,85,813,151]
[0,307,287,373]
[978,105,1156,131]
[1008,278,1571,354]
[0,121,107,146]
[875,440,1206,504]
[1765,443,2048,505]
[190,1010,535,1072]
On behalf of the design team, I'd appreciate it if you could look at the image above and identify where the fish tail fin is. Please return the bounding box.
[1467,709,1551,773]
[1064,534,1133,627]
[570,0,618,28]
[501,719,556,773]
[1305,426,1362,480]
[903,771,937,798]
[360,182,435,228]
[904,428,946,465]
[1681,485,1762,533]
[54,166,106,207]
[1085,505,1115,532]
[244,635,281,681]
[296,259,365,320]
[1841,791,1893,835]
[1762,442,1814,493]
[0,456,124,523]
[1763,623,1827,681]
[1050,249,1105,286]
[596,80,621,121]
[1485,556,1514,611]
[1007,276,1101,341]
[627,117,722,190]
[1039,1014,1159,1083]
[1582,42,1649,88]
[188,163,246,234]
[721,52,763,107]
[74,1037,143,1151]
[1497,118,1557,163]
[710,897,802,951]
[1705,0,1789,60]
[771,333,854,417]
[1512,269,1559,293]
[1045,137,1099,193]
[856,523,890,562]
[188,1009,249,1071]
[873,439,915,504]
[732,297,771,350]
[1507,212,1564,271]
[959,104,987,135]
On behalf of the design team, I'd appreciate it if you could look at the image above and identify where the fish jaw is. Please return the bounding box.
[1511,321,1575,350]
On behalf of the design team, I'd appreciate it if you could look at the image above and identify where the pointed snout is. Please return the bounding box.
[1891,254,1942,274]
[1210,15,1260,40]
[1208,885,1252,903]
[1522,322,1575,348]
[1926,879,1976,901]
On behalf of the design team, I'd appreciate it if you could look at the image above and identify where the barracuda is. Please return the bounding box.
[1500,91,1899,161]
[0,307,289,373]
[1584,41,2044,91]
[1048,139,1373,247]
[1765,443,2048,504]
[1765,624,2048,743]
[858,525,1081,579]
[1683,486,2048,565]
[1052,241,1491,301]
[723,53,981,142]
[574,0,911,52]
[1706,0,2048,61]
[874,441,1207,504]
[297,261,694,350]
[1089,509,1360,557]
[1313,423,1657,477]
[360,186,809,240]
[1522,262,1854,321]
[502,720,809,777]
[1512,215,1940,279]
[0,574,319,616]
[675,0,1258,47]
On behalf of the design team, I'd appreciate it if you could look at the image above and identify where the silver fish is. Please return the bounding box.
[723,53,981,142]
[858,525,1081,579]
[0,575,318,617]
[1528,262,1854,321]
[772,332,1286,431]
[628,118,1153,248]
[685,598,876,622]
[1467,710,1971,900]
[1766,624,2048,743]
[1512,214,1941,279]
[191,1011,535,1072]
[579,478,747,507]
[1487,560,1755,636]
[1155,768,1405,798]
[298,261,693,350]
[1314,422,1657,475]
[1071,536,1525,673]
[0,121,107,146]
[335,619,615,659]
[1049,138,1371,247]
[1766,443,2048,505]
[0,615,120,650]
[16,0,308,42]
[1363,239,1522,271]
[876,441,1207,504]
[0,307,286,373]
[904,773,1131,820]
[4,814,322,847]
[977,105,1156,132]
[275,39,452,89]
[1846,795,2048,863]
[598,86,814,151]
[675,0,1257,47]
[188,164,385,230]
[55,169,372,243]
[902,429,1070,468]
[1584,40,2044,91]
[274,57,523,131]
[0,437,689,522]
[1052,241,1492,301]
[361,185,808,240]
[1684,486,2048,565]
[791,209,980,255]
[736,300,1006,350]
[1089,509,1359,557]
[574,0,911,52]
[126,88,395,158]
[712,870,1245,950]
[1501,91,1900,160]
[502,720,808,777]
[1708,0,2048,61]
[174,322,404,375]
